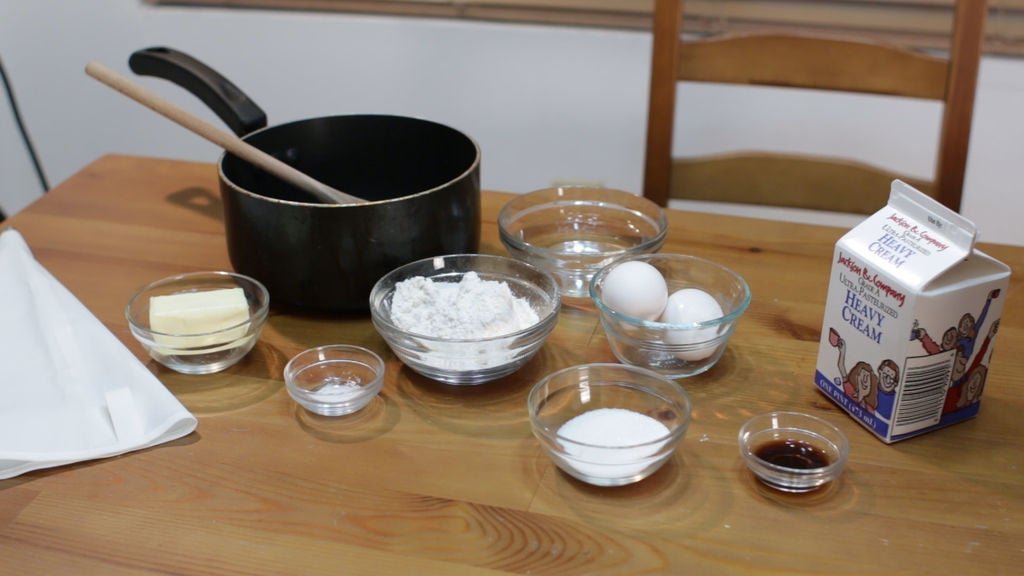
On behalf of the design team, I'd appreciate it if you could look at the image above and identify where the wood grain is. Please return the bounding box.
[676,33,948,98]
[1,155,1022,574]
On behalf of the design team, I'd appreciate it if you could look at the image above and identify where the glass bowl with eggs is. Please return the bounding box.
[589,254,751,378]
[369,254,561,385]
[126,271,270,374]
[498,186,668,301]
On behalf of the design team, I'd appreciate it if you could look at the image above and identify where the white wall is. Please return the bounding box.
[0,60,39,218]
[2,1,1022,245]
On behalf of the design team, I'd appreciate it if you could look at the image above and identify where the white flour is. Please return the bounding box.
[390,272,539,339]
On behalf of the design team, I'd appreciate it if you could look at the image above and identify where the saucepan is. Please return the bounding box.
[127,47,481,313]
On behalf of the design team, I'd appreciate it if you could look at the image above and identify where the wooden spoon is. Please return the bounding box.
[85,61,366,205]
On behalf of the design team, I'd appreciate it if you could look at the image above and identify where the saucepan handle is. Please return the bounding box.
[128,46,268,137]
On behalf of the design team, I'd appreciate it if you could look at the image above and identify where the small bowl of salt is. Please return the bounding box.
[527,363,691,487]
[369,254,561,385]
[285,345,385,416]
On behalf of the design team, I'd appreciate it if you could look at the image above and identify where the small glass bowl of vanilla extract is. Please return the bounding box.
[738,411,849,492]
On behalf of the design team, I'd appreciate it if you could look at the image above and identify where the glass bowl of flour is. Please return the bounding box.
[528,363,691,486]
[369,254,561,385]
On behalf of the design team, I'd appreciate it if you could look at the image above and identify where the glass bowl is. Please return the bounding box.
[738,411,850,492]
[527,363,691,487]
[369,254,561,385]
[285,345,385,416]
[126,271,269,374]
[590,253,751,378]
[498,186,668,300]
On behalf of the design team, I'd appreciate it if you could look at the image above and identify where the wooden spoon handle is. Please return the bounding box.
[85,61,365,205]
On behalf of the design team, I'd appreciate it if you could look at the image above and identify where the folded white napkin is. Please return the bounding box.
[0,229,197,479]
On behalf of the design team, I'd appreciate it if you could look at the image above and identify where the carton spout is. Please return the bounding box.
[889,180,977,255]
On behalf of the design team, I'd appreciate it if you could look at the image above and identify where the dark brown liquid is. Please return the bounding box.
[754,439,831,469]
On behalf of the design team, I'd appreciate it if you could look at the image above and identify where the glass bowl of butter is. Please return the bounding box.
[126,271,270,374]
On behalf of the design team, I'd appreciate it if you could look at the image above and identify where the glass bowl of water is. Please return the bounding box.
[527,363,691,487]
[285,345,385,416]
[498,186,668,301]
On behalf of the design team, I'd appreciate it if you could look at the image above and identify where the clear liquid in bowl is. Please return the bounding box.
[516,230,655,298]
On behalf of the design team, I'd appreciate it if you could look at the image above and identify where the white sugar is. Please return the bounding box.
[556,408,671,480]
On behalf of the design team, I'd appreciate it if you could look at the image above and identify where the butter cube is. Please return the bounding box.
[149,287,250,351]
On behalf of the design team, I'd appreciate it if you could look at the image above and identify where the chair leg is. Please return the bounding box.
[934,0,987,213]
[644,0,685,207]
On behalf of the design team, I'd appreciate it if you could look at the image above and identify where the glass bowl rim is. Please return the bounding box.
[125,270,270,338]
[737,411,850,475]
[283,344,386,395]
[589,253,751,330]
[496,186,669,256]
[527,363,692,451]
[369,253,562,343]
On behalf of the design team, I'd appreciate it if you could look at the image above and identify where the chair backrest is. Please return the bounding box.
[642,0,987,214]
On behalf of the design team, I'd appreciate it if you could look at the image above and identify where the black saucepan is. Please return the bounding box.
[128,47,481,313]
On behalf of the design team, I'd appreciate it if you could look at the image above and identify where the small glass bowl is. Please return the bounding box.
[284,345,385,416]
[590,253,751,378]
[498,186,668,300]
[369,254,560,385]
[527,363,692,487]
[126,271,269,374]
[738,411,850,493]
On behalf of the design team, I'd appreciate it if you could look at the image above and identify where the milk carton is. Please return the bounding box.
[814,181,1010,443]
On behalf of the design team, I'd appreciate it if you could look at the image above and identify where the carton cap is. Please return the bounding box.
[888,180,976,254]
[842,181,976,289]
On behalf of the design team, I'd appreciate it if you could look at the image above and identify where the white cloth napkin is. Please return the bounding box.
[0,229,197,479]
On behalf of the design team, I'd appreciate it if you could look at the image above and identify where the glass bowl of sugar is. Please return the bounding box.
[527,363,692,487]
[369,254,561,385]
[285,345,385,416]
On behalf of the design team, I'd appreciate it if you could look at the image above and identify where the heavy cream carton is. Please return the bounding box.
[814,181,1010,443]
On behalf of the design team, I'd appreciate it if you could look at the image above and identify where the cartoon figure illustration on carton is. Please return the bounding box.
[827,328,898,415]
[951,289,1000,382]
[958,365,987,408]
[910,290,1000,415]
[878,359,899,394]
[910,321,958,354]
[945,319,998,413]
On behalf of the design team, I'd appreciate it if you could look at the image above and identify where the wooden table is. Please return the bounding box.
[2,155,1022,574]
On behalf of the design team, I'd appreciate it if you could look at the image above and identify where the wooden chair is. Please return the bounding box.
[643,0,987,214]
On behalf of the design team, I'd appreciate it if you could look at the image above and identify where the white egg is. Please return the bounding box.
[661,288,724,361]
[600,261,667,320]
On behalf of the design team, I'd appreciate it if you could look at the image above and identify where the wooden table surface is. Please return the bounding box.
[2,155,1022,575]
